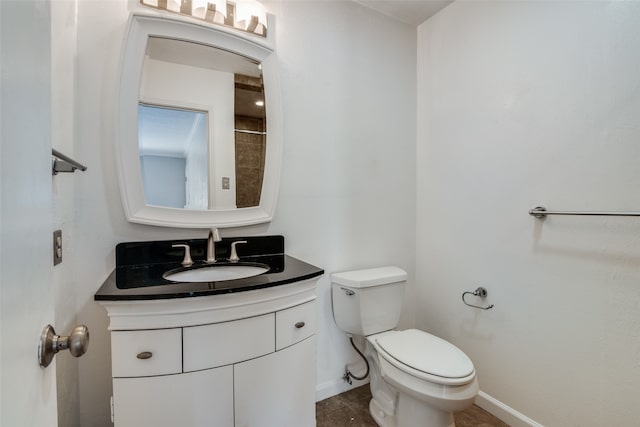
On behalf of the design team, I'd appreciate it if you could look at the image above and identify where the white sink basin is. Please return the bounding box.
[163,264,269,283]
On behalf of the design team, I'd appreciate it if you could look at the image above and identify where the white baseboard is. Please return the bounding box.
[475,391,544,427]
[315,377,369,402]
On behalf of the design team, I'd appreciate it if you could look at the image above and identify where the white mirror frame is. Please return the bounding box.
[116,13,282,228]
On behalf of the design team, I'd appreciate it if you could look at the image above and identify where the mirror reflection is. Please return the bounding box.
[139,36,266,210]
[139,104,208,209]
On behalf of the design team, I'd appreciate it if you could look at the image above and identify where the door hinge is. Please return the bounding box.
[110,396,114,423]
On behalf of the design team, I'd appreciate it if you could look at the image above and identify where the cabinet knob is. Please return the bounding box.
[294,321,305,329]
[137,351,153,360]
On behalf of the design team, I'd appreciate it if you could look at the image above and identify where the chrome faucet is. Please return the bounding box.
[206,228,221,263]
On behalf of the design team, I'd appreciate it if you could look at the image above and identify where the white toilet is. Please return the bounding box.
[331,266,479,427]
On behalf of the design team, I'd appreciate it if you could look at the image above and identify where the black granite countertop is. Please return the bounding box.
[94,236,324,301]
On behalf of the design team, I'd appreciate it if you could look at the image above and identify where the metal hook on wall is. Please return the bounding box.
[462,287,494,310]
[52,149,87,175]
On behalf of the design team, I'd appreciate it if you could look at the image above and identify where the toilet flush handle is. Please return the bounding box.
[341,287,355,296]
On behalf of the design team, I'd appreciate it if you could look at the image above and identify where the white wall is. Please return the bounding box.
[265,0,417,398]
[417,1,640,426]
[51,1,81,426]
[72,1,416,425]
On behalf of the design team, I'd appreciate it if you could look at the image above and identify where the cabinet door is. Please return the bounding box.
[113,366,233,427]
[234,336,316,427]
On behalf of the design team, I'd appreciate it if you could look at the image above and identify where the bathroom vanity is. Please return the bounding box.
[95,236,323,427]
[100,9,317,425]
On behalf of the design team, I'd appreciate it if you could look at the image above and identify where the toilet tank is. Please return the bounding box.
[331,266,407,336]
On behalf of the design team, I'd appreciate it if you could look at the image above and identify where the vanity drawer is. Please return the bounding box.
[111,328,182,378]
[276,301,316,350]
[183,313,275,372]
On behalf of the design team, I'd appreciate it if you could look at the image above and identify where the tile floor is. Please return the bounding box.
[316,385,510,427]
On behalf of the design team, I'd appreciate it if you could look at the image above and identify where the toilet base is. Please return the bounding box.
[397,392,455,427]
[369,393,455,427]
[370,398,397,427]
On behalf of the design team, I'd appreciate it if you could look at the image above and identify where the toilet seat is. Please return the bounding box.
[371,329,475,386]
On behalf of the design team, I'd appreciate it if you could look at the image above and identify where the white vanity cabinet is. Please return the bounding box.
[234,337,315,427]
[113,365,234,426]
[102,279,318,427]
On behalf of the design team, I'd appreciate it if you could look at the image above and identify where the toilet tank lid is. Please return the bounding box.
[331,266,407,288]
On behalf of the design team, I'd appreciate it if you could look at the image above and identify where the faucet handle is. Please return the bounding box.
[172,244,193,267]
[229,240,247,263]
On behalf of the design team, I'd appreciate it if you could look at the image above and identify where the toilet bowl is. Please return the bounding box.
[331,267,479,427]
[367,329,479,427]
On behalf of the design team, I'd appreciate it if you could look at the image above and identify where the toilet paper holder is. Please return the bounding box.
[462,287,494,310]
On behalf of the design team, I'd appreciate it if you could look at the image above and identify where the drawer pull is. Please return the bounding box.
[136,351,153,360]
[294,322,305,329]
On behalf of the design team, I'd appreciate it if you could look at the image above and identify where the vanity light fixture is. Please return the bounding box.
[192,0,226,21]
[139,0,267,37]
[234,0,267,35]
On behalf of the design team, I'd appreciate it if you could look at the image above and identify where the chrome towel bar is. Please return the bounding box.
[52,149,87,175]
[529,206,640,219]
[234,129,266,135]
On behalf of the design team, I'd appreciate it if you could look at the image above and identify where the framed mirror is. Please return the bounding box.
[116,13,282,228]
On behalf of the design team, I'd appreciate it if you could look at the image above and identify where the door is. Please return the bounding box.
[1,0,58,425]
